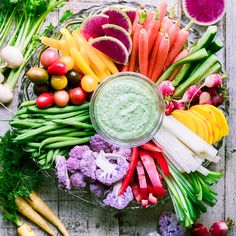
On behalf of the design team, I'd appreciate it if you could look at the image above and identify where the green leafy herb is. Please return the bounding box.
[59,10,73,24]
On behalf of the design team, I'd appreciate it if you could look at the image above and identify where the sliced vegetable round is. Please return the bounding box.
[51,75,68,90]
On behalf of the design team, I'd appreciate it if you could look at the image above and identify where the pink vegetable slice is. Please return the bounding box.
[80,14,109,40]
[90,36,129,65]
[124,9,137,24]
[102,24,132,54]
[183,0,225,26]
[103,8,132,34]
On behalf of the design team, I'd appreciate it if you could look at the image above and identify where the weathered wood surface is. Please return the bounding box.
[0,0,235,235]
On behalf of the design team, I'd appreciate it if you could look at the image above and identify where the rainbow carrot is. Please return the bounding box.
[158,0,168,24]
[122,63,129,72]
[151,32,170,82]
[167,20,180,48]
[162,16,174,32]
[139,28,149,76]
[169,49,189,81]
[143,9,155,30]
[148,31,164,78]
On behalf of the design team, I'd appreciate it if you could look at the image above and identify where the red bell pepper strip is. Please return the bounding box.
[131,184,142,202]
[148,193,158,205]
[136,161,148,198]
[139,150,165,197]
[140,141,163,153]
[152,152,170,176]
[118,147,138,195]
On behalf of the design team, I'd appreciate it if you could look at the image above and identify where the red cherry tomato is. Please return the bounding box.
[47,61,68,76]
[54,90,69,107]
[36,92,54,109]
[69,87,87,105]
[40,49,59,68]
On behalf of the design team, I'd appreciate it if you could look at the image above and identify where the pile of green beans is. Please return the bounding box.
[11,101,95,169]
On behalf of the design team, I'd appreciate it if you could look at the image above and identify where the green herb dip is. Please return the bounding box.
[92,75,162,143]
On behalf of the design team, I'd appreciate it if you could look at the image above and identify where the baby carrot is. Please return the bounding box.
[148,31,164,78]
[158,0,168,24]
[17,223,37,236]
[151,32,170,82]
[169,49,189,81]
[139,28,149,76]
[162,16,174,32]
[147,9,161,54]
[167,20,180,48]
[164,21,192,68]
[143,9,155,30]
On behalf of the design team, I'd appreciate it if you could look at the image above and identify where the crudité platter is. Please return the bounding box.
[0,0,230,234]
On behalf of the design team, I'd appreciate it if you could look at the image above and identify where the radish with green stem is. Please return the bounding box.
[158,81,175,96]
[178,85,201,103]
[199,91,212,105]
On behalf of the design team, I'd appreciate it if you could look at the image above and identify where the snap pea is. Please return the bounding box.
[173,55,220,98]
[157,49,208,84]
[28,102,89,114]
[45,137,90,149]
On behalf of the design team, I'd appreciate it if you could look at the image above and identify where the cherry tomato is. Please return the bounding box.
[69,87,87,105]
[36,92,54,109]
[81,75,98,92]
[66,70,81,86]
[33,84,51,96]
[51,75,68,90]
[40,49,59,68]
[48,61,68,76]
[54,90,69,107]
[60,56,74,71]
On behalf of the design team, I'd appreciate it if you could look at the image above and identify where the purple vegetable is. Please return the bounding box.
[70,172,86,189]
[78,150,97,180]
[55,156,71,190]
[89,183,108,198]
[159,212,185,236]
[69,145,90,159]
[103,182,133,209]
[66,157,80,173]
[90,134,111,153]
[158,81,175,96]
[95,151,129,186]
[212,95,223,107]
[111,146,132,161]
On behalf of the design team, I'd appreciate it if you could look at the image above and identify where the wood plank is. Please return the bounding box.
[225,0,236,235]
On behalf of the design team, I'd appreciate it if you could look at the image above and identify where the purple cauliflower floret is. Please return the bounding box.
[55,156,71,190]
[95,151,129,186]
[66,157,80,173]
[103,182,133,209]
[111,146,132,161]
[90,134,111,153]
[89,183,108,198]
[78,150,97,180]
[70,172,86,190]
[159,212,185,236]
[69,145,90,159]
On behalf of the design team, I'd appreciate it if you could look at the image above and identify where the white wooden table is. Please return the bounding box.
[0,0,235,235]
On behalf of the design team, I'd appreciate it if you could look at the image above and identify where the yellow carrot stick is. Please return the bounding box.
[60,28,77,49]
[41,36,62,50]
[17,223,38,236]
[15,197,56,236]
[80,46,91,65]
[25,192,69,236]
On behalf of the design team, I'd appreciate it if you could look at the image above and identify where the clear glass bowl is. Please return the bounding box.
[90,72,165,147]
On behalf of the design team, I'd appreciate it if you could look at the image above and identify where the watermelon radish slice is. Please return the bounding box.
[102,24,132,54]
[183,0,225,26]
[124,9,137,24]
[90,36,128,65]
[80,14,109,40]
[103,8,132,34]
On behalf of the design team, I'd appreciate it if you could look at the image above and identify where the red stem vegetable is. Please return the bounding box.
[151,31,170,82]
[131,184,142,202]
[118,147,139,195]
[136,161,148,198]
[140,141,163,153]
[139,150,165,197]
[139,28,149,76]
[152,152,170,176]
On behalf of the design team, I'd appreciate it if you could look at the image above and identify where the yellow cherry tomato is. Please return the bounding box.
[81,75,98,92]
[51,75,68,90]
[60,56,74,71]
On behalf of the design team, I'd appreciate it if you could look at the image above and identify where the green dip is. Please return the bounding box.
[91,74,163,145]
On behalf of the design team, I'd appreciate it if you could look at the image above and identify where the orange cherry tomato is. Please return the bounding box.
[81,75,98,92]
[51,75,68,90]
[60,56,74,71]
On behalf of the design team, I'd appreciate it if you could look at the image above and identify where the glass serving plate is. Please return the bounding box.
[19,1,214,209]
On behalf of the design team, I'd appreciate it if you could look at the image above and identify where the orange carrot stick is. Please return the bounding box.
[143,9,155,30]
[147,9,161,54]
[164,21,192,68]
[169,49,189,81]
[122,63,129,72]
[167,20,180,48]
[139,28,148,76]
[148,31,164,78]
[151,32,169,82]
[158,0,168,24]
[162,16,174,32]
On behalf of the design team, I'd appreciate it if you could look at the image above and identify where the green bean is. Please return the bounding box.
[59,149,69,157]
[14,107,28,116]
[45,137,90,149]
[52,119,93,129]
[10,120,40,129]
[39,136,78,152]
[42,127,78,136]
[64,130,95,137]
[28,103,89,114]
[19,100,36,108]
[38,159,46,166]
[45,149,54,165]
[50,149,60,165]
[43,110,89,120]
[173,55,220,98]
[27,142,40,148]
[157,49,208,84]
[14,124,59,141]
